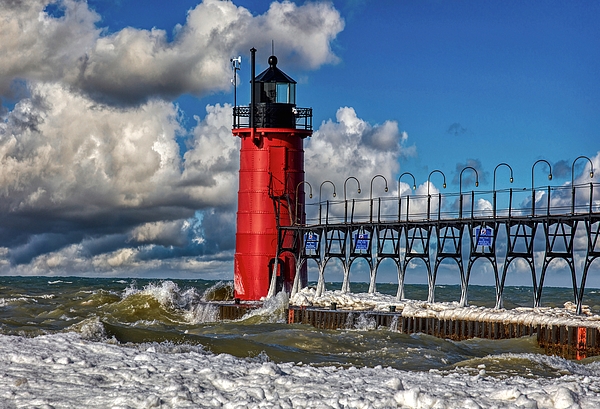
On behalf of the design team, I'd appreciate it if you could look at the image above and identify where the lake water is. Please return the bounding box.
[1,276,600,408]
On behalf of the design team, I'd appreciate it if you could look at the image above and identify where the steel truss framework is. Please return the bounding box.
[274,184,600,315]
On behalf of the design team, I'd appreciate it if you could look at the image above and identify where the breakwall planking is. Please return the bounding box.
[286,306,537,339]
[537,325,600,360]
[215,304,599,360]
[219,303,259,320]
[285,306,599,360]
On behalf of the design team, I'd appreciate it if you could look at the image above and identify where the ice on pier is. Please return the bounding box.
[289,288,600,329]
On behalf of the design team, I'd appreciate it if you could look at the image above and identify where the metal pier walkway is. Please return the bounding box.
[272,180,600,315]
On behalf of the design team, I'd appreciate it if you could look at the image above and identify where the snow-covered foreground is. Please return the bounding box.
[1,332,600,409]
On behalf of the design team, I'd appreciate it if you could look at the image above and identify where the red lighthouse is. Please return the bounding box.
[232,49,313,301]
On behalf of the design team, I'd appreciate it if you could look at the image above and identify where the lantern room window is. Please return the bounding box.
[277,82,295,104]
[254,55,297,105]
[257,82,295,104]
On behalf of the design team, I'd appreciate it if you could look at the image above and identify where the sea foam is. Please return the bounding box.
[2,331,599,408]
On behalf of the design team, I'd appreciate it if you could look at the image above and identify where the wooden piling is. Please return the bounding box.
[284,306,598,360]
[217,303,259,320]
[215,304,598,360]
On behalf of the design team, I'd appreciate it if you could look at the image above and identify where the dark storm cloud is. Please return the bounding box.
[10,233,75,265]
[0,84,229,273]
[80,234,131,258]
[447,122,468,137]
[199,209,237,254]
[452,159,489,187]
[552,159,571,180]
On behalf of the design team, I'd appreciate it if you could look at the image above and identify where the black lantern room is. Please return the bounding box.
[254,55,296,105]
[252,55,297,129]
[233,50,312,132]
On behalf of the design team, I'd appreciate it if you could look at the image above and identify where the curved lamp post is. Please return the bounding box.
[294,181,313,225]
[459,166,479,218]
[427,170,447,196]
[318,180,337,224]
[531,159,552,216]
[427,170,447,220]
[493,163,514,217]
[370,175,389,222]
[398,172,416,221]
[493,163,514,192]
[571,156,594,214]
[343,177,361,223]
[398,172,416,192]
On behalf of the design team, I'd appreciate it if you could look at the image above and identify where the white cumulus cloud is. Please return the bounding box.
[306,106,414,196]
[1,0,344,105]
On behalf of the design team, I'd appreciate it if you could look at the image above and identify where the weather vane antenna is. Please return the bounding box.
[230,55,242,108]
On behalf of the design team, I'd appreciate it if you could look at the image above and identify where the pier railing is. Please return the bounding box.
[274,182,600,315]
[303,183,597,225]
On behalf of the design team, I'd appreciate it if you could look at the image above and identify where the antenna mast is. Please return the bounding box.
[230,56,241,109]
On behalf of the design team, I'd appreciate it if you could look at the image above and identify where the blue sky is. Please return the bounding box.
[1,0,599,289]
[84,0,599,187]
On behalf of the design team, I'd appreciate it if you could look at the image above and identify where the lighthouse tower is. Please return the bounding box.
[232,49,313,301]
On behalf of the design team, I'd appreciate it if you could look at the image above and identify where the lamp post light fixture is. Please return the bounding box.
[531,159,552,216]
[493,163,514,218]
[427,170,447,220]
[318,180,337,224]
[571,156,594,214]
[294,181,313,225]
[459,166,479,219]
[369,175,389,222]
[343,177,361,223]
[397,172,416,221]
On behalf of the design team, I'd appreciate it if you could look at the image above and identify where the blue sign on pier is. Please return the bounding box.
[354,233,370,251]
[304,233,319,250]
[475,227,493,247]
